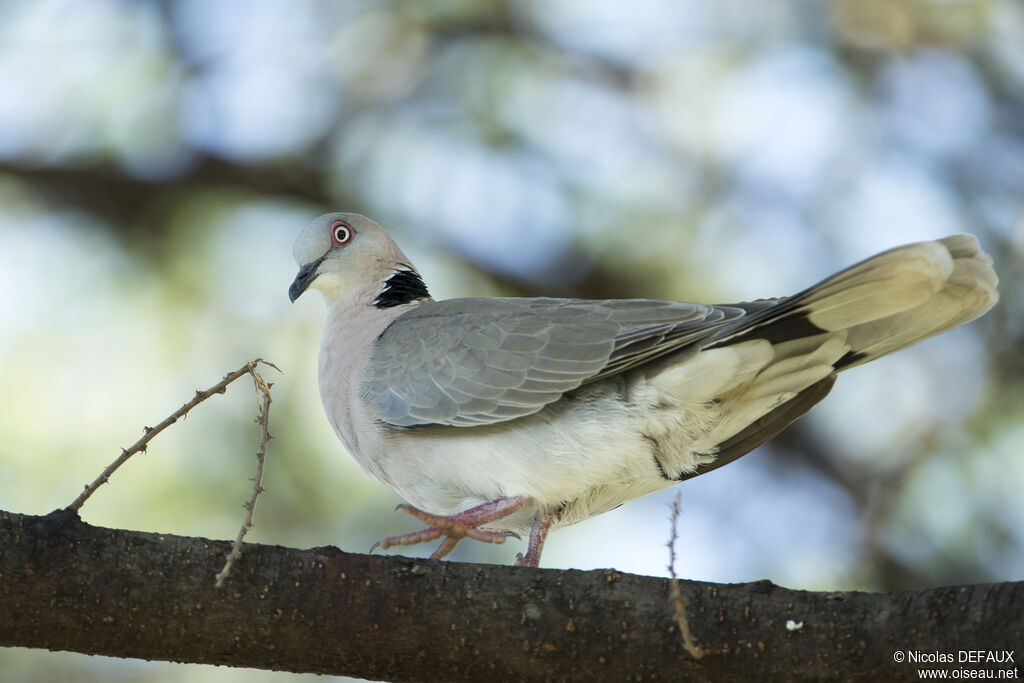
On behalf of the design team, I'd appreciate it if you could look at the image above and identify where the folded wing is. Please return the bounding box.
[366,298,744,427]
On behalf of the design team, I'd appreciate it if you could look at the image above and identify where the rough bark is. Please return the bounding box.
[1,509,1020,682]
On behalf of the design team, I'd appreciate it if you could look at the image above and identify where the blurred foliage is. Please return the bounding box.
[1,0,1022,680]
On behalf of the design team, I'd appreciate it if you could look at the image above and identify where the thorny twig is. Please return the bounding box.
[64,359,278,586]
[668,492,704,659]
[215,367,274,587]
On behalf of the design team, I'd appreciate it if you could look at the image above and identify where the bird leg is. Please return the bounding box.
[370,496,528,560]
[515,509,556,567]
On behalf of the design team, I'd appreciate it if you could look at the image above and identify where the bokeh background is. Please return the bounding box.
[2,0,1023,681]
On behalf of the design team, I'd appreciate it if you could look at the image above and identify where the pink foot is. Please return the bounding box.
[370,496,528,560]
[515,509,555,568]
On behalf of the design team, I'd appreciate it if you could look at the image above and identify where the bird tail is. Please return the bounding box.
[671,235,998,480]
[711,234,999,369]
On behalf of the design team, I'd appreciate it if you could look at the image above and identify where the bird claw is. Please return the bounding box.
[369,496,528,560]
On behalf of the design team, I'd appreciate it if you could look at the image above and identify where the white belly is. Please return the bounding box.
[361,374,719,535]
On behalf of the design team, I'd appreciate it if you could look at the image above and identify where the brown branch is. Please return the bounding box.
[66,359,277,513]
[1,509,1021,682]
[667,492,704,660]
[66,359,278,588]
[215,367,275,587]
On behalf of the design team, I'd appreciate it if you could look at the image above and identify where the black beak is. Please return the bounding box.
[289,254,326,302]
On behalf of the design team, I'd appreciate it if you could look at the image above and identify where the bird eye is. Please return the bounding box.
[330,220,354,247]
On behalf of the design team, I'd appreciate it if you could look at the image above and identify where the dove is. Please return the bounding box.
[289,213,998,567]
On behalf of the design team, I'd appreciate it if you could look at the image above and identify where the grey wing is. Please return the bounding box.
[364,297,747,428]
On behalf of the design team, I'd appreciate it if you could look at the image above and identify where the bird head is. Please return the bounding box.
[289,212,430,308]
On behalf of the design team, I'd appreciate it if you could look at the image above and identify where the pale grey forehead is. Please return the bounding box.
[292,213,343,265]
[292,212,379,265]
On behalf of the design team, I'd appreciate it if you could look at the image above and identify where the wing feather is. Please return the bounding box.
[366,297,741,427]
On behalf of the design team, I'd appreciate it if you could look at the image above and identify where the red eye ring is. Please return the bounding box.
[330,220,354,247]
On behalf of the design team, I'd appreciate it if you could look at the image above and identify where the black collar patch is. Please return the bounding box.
[374,268,430,308]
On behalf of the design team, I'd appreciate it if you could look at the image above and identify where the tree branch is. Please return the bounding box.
[67,359,277,514]
[1,159,334,230]
[1,510,1020,682]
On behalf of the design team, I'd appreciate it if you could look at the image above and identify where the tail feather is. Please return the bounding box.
[834,235,998,369]
[711,234,998,368]
[679,376,837,481]
[804,241,952,331]
[694,234,997,462]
